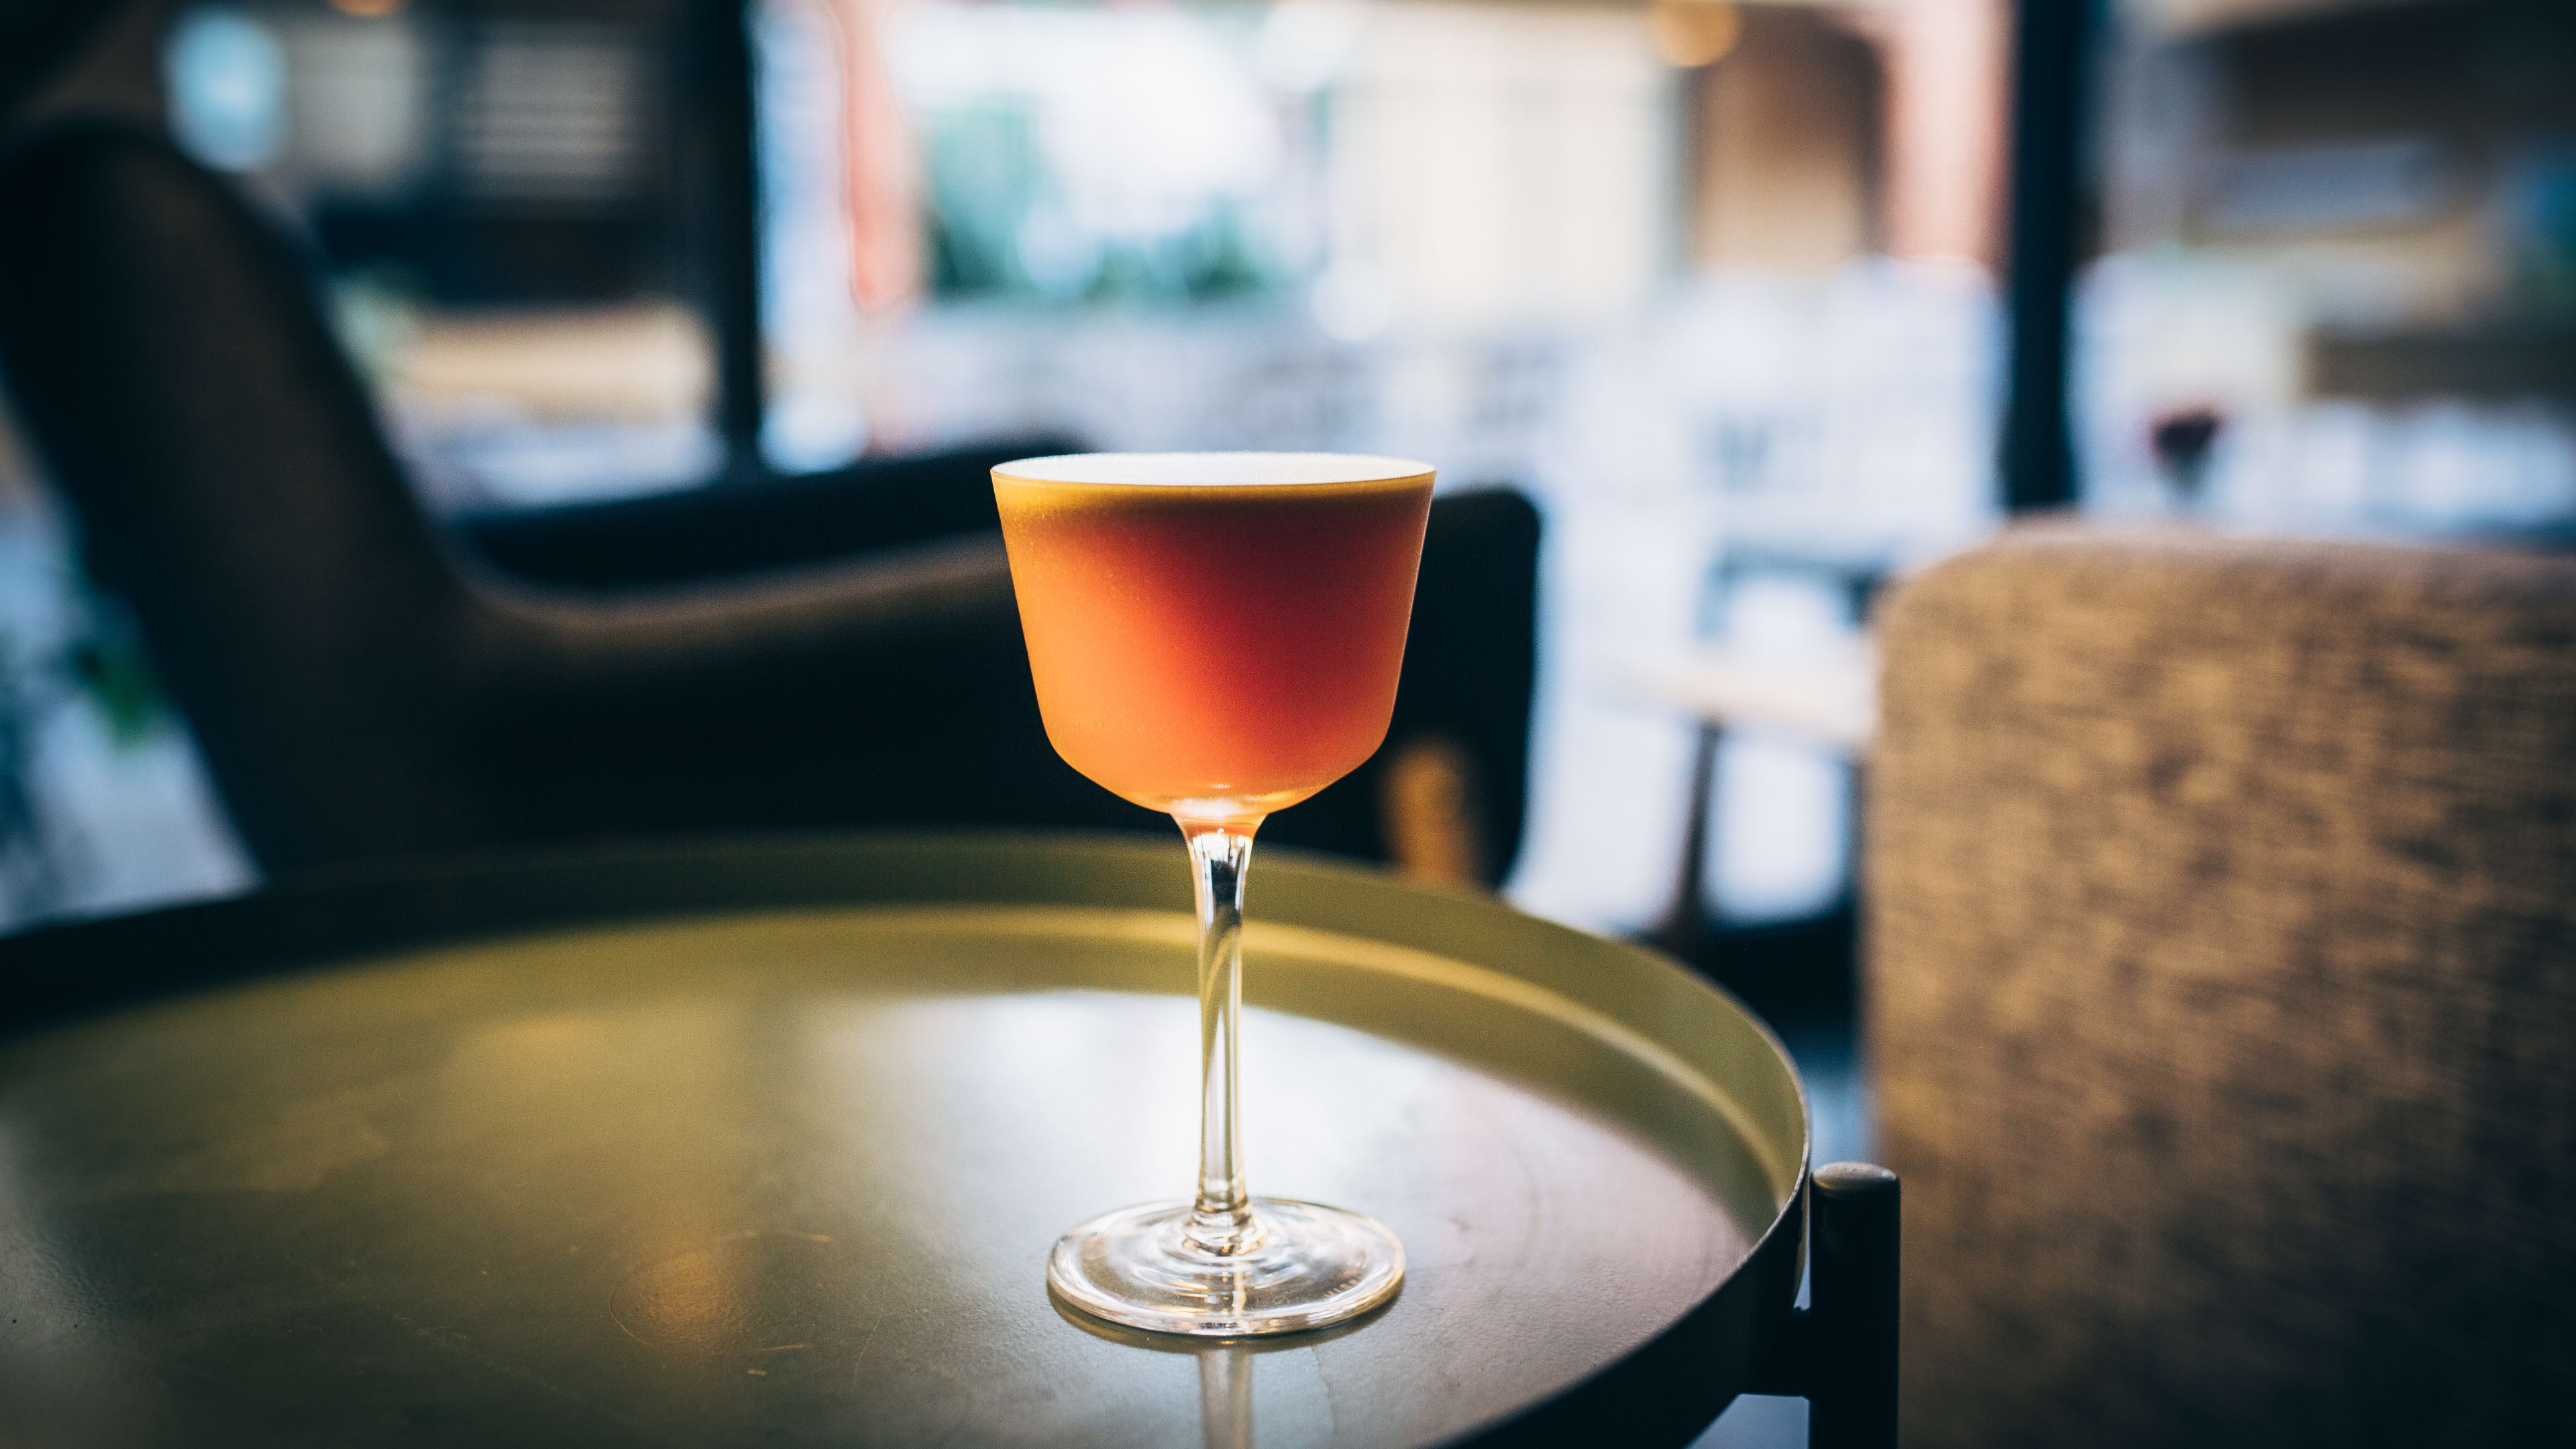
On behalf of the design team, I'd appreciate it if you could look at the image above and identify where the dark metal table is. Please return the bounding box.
[0,834,1886,1447]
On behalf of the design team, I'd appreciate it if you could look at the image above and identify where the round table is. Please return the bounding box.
[0,834,1812,1448]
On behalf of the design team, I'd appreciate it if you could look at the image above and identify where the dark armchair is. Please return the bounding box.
[0,3,1538,881]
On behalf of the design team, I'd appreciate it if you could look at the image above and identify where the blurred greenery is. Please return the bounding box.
[918,95,1289,309]
[65,629,167,749]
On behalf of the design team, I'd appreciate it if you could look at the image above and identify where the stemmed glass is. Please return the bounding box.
[993,452,1436,1336]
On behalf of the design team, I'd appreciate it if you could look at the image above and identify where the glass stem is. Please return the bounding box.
[1181,818,1258,1254]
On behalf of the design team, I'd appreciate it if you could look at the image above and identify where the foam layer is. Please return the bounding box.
[993,452,1435,487]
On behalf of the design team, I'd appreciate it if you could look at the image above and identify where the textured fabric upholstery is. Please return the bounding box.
[1869,526,2576,1446]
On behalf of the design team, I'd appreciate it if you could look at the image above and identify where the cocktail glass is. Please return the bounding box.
[993,452,1436,1336]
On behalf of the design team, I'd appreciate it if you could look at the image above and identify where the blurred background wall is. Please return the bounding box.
[0,0,2568,964]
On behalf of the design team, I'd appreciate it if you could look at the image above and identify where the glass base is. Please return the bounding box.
[1047,1197,1405,1337]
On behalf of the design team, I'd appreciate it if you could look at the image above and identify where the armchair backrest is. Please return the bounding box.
[0,120,492,863]
[1870,528,2576,1446]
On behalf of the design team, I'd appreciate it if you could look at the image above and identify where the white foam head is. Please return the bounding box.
[994,452,1435,486]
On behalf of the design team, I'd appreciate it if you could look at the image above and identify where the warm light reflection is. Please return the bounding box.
[427,1001,753,1340]
[612,1239,751,1354]
[1650,0,1742,69]
[326,0,410,16]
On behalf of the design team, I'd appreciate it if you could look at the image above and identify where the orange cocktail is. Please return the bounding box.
[993,453,1434,819]
[994,452,1434,1340]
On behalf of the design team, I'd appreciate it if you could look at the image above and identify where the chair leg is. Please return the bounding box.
[1651,721,1724,961]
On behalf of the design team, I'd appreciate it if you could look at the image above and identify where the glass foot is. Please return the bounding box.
[1047,1197,1404,1337]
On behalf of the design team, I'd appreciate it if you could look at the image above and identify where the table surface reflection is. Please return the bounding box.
[0,873,1795,1448]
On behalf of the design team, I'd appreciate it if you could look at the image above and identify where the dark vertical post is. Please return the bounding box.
[1999,0,2099,513]
[686,0,765,480]
[1651,722,1723,964]
[1809,1161,1900,1449]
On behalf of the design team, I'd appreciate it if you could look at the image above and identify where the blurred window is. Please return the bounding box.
[2086,0,2576,532]
[167,7,288,172]
[164,0,711,511]
[453,20,649,206]
[890,1,1299,306]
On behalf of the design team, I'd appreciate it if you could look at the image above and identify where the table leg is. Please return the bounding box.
[1808,1161,1900,1449]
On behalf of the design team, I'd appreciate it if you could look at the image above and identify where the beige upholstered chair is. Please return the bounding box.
[1868,526,2576,1446]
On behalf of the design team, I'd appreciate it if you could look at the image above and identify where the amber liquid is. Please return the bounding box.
[994,468,1434,818]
